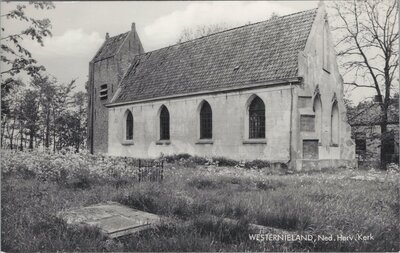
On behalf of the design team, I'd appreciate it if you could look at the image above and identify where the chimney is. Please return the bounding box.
[318,0,325,8]
[131,22,136,31]
[105,32,110,40]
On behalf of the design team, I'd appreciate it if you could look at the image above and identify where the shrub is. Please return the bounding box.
[212,157,238,167]
[163,153,192,163]
[387,163,399,173]
[244,159,270,169]
[191,156,208,165]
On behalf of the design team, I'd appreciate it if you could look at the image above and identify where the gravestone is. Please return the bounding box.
[58,202,162,238]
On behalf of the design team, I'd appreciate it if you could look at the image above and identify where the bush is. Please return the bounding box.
[244,159,270,169]
[0,150,146,187]
[164,153,192,163]
[387,163,399,173]
[191,156,208,165]
[212,157,238,167]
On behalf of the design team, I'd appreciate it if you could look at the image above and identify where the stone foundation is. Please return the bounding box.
[295,159,358,171]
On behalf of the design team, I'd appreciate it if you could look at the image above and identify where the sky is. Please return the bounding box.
[1,1,375,103]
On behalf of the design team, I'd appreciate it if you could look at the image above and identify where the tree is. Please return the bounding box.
[33,75,57,148]
[20,89,40,149]
[176,13,279,44]
[177,23,231,43]
[331,0,398,169]
[70,91,88,152]
[1,1,55,88]
[1,79,25,149]
[51,81,87,152]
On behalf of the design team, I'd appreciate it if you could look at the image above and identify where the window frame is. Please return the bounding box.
[159,105,170,141]
[122,109,134,145]
[200,101,213,140]
[248,96,266,140]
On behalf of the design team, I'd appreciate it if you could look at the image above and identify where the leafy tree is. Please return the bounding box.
[331,0,398,169]
[20,89,40,149]
[70,91,88,152]
[1,1,55,87]
[32,75,57,148]
[1,79,25,149]
[50,79,75,151]
[0,73,87,152]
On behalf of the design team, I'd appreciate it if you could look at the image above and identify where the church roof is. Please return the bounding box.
[113,8,318,104]
[93,32,129,62]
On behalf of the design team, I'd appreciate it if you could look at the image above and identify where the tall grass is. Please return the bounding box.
[1,150,399,252]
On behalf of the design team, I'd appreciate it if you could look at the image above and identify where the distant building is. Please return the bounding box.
[349,102,399,167]
[87,3,356,170]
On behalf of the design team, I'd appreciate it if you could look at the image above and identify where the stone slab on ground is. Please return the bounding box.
[58,202,162,238]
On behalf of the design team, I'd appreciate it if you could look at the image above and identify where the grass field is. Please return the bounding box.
[1,150,399,252]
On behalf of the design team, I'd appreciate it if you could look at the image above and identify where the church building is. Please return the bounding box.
[87,3,357,170]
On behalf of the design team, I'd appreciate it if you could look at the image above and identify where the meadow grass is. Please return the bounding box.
[1,150,399,252]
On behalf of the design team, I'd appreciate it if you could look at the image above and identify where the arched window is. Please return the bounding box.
[249,96,265,139]
[331,101,339,145]
[200,101,212,139]
[160,105,170,140]
[126,110,133,140]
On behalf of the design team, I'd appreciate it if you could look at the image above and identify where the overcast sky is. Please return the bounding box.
[1,1,373,102]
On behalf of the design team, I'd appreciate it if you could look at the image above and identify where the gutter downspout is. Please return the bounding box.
[89,62,95,154]
[288,82,294,169]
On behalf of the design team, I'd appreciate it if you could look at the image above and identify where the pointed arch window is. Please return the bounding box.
[331,101,339,145]
[313,94,322,140]
[126,110,133,140]
[160,106,170,140]
[200,101,212,139]
[249,96,265,139]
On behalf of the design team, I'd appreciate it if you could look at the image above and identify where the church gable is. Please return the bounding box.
[112,8,318,104]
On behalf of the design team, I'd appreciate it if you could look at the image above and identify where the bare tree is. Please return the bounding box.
[331,0,398,169]
[177,23,231,43]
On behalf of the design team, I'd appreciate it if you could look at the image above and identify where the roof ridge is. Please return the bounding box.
[109,31,129,40]
[138,7,318,56]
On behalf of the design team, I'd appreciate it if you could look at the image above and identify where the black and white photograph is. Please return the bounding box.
[1,0,399,252]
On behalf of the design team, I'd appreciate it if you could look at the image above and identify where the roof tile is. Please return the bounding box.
[115,9,317,103]
[93,32,129,62]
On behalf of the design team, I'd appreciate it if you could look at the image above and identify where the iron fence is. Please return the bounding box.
[96,155,164,183]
